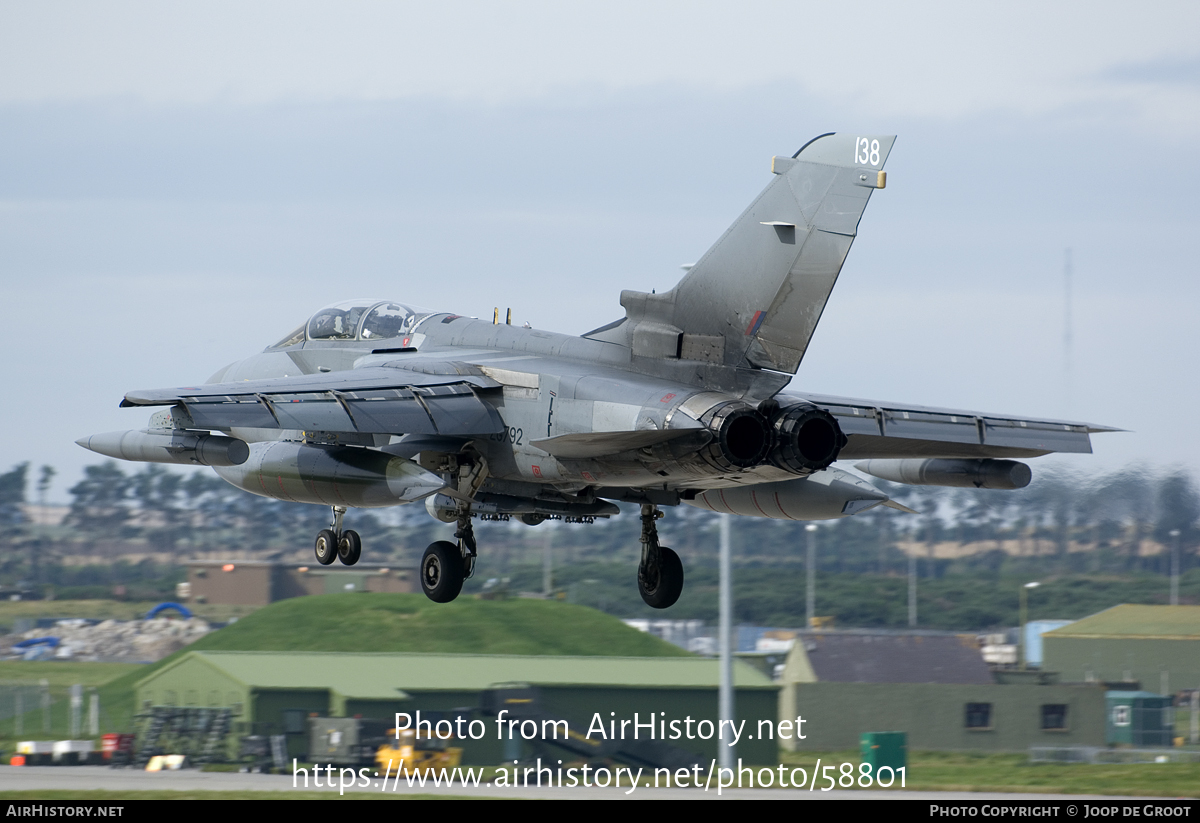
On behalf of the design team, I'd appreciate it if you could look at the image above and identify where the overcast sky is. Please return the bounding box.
[3,1,1199,501]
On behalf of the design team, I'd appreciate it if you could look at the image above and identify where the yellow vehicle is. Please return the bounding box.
[375,727,462,776]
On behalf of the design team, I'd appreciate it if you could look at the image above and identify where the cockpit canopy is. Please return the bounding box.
[271,299,435,348]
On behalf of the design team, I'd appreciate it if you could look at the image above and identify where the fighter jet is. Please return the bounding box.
[77,133,1115,608]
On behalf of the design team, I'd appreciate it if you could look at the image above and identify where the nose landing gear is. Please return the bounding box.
[314,506,362,567]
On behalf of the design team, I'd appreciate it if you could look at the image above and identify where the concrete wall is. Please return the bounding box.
[780,682,1107,752]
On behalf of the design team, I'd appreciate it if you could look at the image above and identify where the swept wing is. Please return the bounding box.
[793,392,1120,460]
[119,364,505,437]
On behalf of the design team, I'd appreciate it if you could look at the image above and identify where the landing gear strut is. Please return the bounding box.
[421,455,488,604]
[314,506,361,567]
[637,504,684,609]
[421,503,475,603]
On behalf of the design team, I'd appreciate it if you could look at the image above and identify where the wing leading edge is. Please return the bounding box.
[120,366,505,437]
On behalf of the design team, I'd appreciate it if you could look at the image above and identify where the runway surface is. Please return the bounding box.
[0,766,1129,800]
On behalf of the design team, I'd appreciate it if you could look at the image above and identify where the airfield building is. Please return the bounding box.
[184,561,414,606]
[1042,604,1200,696]
[134,650,779,763]
[778,631,1107,752]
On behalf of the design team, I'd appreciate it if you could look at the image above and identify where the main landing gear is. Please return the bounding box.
[638,503,684,609]
[415,501,685,608]
[421,503,476,603]
[314,506,361,567]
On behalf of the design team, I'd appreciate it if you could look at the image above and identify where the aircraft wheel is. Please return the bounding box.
[314,529,338,566]
[338,530,362,566]
[421,541,465,603]
[638,547,684,609]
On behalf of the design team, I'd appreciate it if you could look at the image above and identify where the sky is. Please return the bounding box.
[3,1,1199,502]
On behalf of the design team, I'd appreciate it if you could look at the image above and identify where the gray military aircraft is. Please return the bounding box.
[77,133,1115,608]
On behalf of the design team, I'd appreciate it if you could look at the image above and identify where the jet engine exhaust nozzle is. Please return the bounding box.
[699,401,771,470]
[769,403,846,473]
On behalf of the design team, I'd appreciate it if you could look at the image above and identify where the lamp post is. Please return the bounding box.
[1019,581,1041,671]
[805,524,818,629]
[1169,529,1181,606]
[719,513,733,769]
[908,550,917,628]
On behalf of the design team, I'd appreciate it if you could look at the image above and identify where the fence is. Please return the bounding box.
[1030,746,1200,764]
[0,681,52,737]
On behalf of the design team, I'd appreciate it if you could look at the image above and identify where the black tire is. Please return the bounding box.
[421,541,465,603]
[338,530,362,566]
[638,546,684,609]
[314,529,338,566]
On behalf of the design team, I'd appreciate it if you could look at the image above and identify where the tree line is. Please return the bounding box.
[0,459,1196,609]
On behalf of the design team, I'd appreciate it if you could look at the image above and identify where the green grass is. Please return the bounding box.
[182,593,691,657]
[0,660,141,690]
[778,750,1200,797]
[0,661,144,745]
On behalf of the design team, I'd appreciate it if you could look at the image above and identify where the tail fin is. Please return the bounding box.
[590,133,895,375]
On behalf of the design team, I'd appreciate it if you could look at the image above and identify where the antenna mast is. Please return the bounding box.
[1063,248,1073,413]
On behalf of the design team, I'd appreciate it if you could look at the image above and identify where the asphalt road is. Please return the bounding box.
[0,766,1129,800]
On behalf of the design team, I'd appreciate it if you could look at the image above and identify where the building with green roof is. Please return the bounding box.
[134,650,778,764]
[1042,604,1200,695]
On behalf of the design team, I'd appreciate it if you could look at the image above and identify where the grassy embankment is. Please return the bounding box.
[5,593,688,740]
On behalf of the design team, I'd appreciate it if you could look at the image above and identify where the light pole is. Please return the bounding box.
[805,524,818,629]
[1169,529,1181,606]
[908,550,917,628]
[719,513,734,769]
[1019,581,1040,671]
[542,526,553,597]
